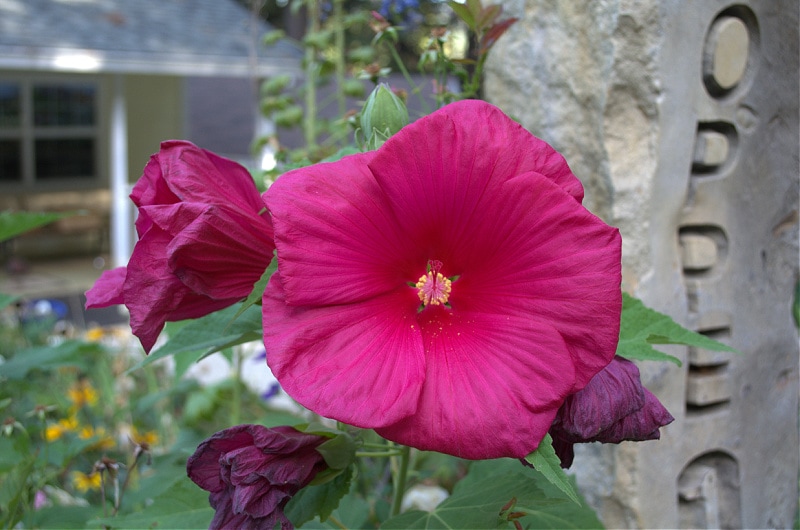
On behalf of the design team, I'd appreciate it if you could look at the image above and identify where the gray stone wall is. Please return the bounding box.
[486,1,799,528]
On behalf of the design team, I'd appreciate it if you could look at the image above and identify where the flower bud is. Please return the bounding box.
[360,84,409,150]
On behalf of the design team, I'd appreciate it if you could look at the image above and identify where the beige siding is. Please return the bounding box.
[122,74,185,181]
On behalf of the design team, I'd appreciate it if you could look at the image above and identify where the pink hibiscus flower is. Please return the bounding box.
[262,100,622,459]
[86,141,274,352]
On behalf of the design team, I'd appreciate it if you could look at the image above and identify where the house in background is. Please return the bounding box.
[0,0,301,266]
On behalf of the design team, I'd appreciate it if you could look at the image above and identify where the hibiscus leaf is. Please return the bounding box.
[129,303,262,373]
[88,478,212,529]
[523,434,581,505]
[285,464,354,527]
[382,460,598,530]
[314,432,357,471]
[233,254,277,320]
[617,293,738,367]
[0,210,81,242]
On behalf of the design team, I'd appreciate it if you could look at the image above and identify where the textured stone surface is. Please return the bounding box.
[486,1,799,528]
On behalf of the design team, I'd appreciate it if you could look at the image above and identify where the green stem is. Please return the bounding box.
[333,0,346,121]
[355,450,403,458]
[387,45,430,115]
[390,445,410,517]
[361,441,393,449]
[304,0,320,152]
[327,514,348,529]
[231,348,241,426]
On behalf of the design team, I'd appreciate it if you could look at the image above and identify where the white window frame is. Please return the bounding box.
[0,73,106,191]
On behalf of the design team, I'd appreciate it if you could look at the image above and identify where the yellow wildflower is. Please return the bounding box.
[67,380,98,408]
[44,415,79,442]
[131,426,159,446]
[71,471,102,492]
[80,425,115,450]
[44,424,64,442]
[84,327,105,342]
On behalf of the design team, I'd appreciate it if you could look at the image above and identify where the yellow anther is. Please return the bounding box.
[416,271,452,306]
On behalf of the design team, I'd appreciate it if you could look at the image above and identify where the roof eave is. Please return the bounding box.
[0,46,301,78]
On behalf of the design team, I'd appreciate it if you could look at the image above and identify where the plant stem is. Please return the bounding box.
[355,450,403,458]
[333,0,346,121]
[387,45,430,115]
[304,0,320,153]
[231,348,242,426]
[113,450,143,516]
[390,444,410,517]
[328,514,348,529]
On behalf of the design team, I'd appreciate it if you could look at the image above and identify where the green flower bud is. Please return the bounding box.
[360,84,409,150]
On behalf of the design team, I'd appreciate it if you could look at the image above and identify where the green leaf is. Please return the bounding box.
[24,506,99,529]
[523,434,580,504]
[0,340,104,379]
[447,0,476,30]
[285,465,353,527]
[233,256,276,320]
[0,455,34,528]
[458,459,602,530]
[330,492,371,529]
[0,435,32,472]
[0,210,81,242]
[129,303,263,372]
[314,432,357,471]
[617,293,738,366]
[89,478,213,529]
[382,466,562,530]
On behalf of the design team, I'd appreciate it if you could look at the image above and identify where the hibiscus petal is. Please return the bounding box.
[130,154,179,211]
[85,267,126,308]
[554,356,646,439]
[594,387,675,443]
[265,152,416,306]
[262,272,425,428]
[369,101,584,241]
[154,140,268,215]
[376,307,575,459]
[124,225,236,352]
[444,171,622,391]
[188,426,256,493]
[166,207,274,300]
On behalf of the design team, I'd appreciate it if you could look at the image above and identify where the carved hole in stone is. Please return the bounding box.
[702,5,760,99]
[689,326,732,367]
[686,314,733,412]
[691,122,738,175]
[678,225,728,278]
[686,364,731,410]
[678,451,742,529]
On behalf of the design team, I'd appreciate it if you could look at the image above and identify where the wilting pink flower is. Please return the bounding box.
[187,424,328,530]
[262,100,622,459]
[549,356,675,468]
[85,141,274,352]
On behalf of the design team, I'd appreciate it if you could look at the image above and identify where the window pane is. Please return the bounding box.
[33,84,95,126]
[0,83,20,128]
[0,140,21,181]
[35,138,94,179]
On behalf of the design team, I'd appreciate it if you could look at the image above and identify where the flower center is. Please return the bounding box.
[415,260,452,306]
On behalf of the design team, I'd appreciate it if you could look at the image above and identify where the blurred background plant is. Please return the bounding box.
[248,0,515,172]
